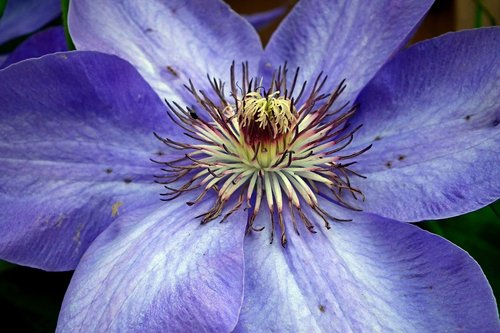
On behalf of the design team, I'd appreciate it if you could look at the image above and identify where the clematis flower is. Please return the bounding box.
[0,0,499,332]
[0,0,61,45]
[0,0,62,67]
[0,26,67,69]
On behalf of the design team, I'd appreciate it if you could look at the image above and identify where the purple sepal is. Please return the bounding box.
[345,28,500,221]
[68,0,263,102]
[263,0,434,105]
[0,51,177,270]
[234,205,499,332]
[57,198,246,332]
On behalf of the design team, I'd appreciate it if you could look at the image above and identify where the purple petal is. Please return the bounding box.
[57,198,246,332]
[0,51,176,271]
[68,0,263,101]
[263,0,433,104]
[1,26,67,69]
[0,0,61,44]
[243,6,287,31]
[234,208,499,332]
[345,28,500,221]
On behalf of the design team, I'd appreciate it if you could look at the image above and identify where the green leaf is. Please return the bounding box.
[0,0,7,20]
[0,260,14,273]
[473,0,498,27]
[475,1,484,28]
[61,0,75,50]
[0,265,72,332]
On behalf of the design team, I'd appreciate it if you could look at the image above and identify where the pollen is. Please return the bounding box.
[152,62,370,247]
[111,201,123,217]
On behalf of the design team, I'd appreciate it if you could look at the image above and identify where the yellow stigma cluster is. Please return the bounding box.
[239,91,296,138]
[154,63,369,247]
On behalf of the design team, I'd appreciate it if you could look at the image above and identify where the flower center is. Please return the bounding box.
[153,62,370,247]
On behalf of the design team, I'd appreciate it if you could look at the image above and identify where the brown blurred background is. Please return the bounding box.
[226,0,499,44]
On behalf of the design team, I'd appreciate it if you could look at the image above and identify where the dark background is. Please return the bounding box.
[0,1,498,332]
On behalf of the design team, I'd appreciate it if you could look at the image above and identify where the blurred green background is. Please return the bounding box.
[0,0,498,331]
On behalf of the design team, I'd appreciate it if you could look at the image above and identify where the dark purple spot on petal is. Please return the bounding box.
[385,161,392,168]
[319,304,326,313]
[464,114,471,121]
[398,155,406,161]
[123,178,132,184]
[374,135,382,141]
[105,168,113,174]
[166,66,178,77]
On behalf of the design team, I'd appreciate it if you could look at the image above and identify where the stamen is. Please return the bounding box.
[153,63,370,246]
